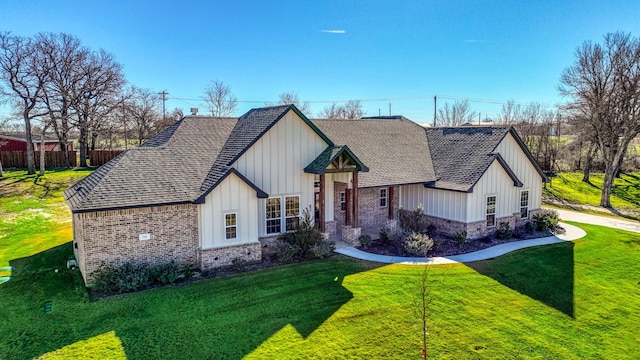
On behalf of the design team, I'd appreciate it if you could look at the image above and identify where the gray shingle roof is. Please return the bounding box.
[64,117,238,212]
[311,118,436,188]
[425,126,511,192]
[304,145,369,174]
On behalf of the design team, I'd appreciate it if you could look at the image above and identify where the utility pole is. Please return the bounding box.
[433,95,437,127]
[158,90,169,121]
[388,103,391,116]
[478,112,481,125]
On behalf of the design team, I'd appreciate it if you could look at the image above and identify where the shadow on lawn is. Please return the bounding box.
[2,244,380,359]
[467,241,575,317]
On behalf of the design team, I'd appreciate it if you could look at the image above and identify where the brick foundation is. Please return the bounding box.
[199,242,261,269]
[341,226,362,245]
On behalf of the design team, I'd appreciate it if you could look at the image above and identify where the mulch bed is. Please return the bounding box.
[357,226,566,258]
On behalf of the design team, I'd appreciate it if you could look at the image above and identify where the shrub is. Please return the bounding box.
[275,241,301,263]
[454,231,467,247]
[525,221,536,233]
[91,264,117,293]
[278,207,323,258]
[496,222,513,239]
[378,226,393,246]
[399,205,429,233]
[150,261,180,284]
[311,241,336,259]
[182,263,195,279]
[403,231,434,256]
[113,262,151,293]
[532,209,559,231]
[358,234,373,248]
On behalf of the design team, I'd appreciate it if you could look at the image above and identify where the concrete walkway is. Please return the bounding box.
[553,208,640,233]
[335,222,587,265]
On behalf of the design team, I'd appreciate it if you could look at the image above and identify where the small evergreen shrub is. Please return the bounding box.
[358,234,373,248]
[278,207,323,258]
[454,231,467,247]
[275,241,301,263]
[399,205,429,233]
[311,241,336,259]
[403,231,434,256]
[496,222,513,239]
[150,261,180,284]
[182,264,194,279]
[525,221,536,233]
[378,226,393,246]
[113,262,151,293]
[532,209,559,231]
[92,264,118,293]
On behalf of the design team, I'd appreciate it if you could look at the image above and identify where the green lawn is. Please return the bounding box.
[543,172,640,214]
[1,169,640,359]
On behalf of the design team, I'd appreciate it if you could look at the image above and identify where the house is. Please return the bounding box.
[0,132,73,151]
[64,105,547,284]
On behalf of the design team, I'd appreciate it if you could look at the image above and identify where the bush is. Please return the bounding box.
[113,262,151,293]
[496,222,513,240]
[275,241,301,263]
[403,231,434,256]
[311,241,336,259]
[454,231,467,247]
[378,226,393,246]
[150,261,180,284]
[278,207,323,258]
[532,209,559,231]
[525,221,536,233]
[399,205,429,233]
[358,234,373,248]
[92,264,118,293]
[182,264,195,279]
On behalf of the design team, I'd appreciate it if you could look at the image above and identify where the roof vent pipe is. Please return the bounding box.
[190,108,198,115]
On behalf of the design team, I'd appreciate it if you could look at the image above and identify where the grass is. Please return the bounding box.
[2,169,640,358]
[543,171,640,217]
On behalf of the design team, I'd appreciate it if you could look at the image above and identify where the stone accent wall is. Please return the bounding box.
[199,242,261,269]
[334,182,347,228]
[76,204,199,284]
[324,220,336,236]
[258,234,281,255]
[341,226,362,245]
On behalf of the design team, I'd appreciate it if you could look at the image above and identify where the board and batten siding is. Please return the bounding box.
[493,133,543,211]
[466,160,520,222]
[232,110,329,236]
[400,184,468,222]
[199,172,259,249]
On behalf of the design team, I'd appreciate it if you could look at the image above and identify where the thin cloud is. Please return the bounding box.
[321,30,346,34]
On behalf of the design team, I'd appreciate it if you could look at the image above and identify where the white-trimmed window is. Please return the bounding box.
[285,195,300,231]
[266,197,281,234]
[266,195,301,234]
[380,188,388,207]
[340,191,346,211]
[486,196,496,227]
[520,190,529,219]
[225,213,237,240]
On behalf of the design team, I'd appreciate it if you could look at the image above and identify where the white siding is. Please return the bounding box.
[400,184,468,222]
[199,173,259,249]
[232,110,329,236]
[467,160,519,222]
[325,175,335,222]
[494,133,543,211]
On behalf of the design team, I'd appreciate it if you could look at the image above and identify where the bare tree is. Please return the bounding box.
[436,99,476,126]
[318,102,344,118]
[497,100,522,125]
[560,31,640,207]
[276,91,311,114]
[126,87,161,145]
[202,80,237,117]
[0,32,51,174]
[342,99,365,119]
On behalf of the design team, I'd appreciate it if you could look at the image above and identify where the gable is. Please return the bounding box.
[494,131,547,186]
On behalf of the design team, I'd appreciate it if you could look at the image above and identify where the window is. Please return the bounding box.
[225,213,237,240]
[486,196,496,227]
[339,191,346,211]
[520,190,529,219]
[285,196,300,231]
[266,198,281,234]
[380,188,388,207]
[266,195,301,234]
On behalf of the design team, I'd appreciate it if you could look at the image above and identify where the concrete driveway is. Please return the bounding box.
[553,208,640,233]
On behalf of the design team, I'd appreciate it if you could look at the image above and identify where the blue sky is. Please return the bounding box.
[2,0,640,122]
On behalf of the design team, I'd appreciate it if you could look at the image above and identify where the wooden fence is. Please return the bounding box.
[0,151,77,168]
[89,150,125,167]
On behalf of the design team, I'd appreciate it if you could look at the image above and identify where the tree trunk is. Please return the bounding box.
[600,166,615,208]
[39,129,46,176]
[582,143,596,183]
[79,126,88,167]
[23,110,36,175]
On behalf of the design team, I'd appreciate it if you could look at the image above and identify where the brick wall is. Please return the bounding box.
[333,183,399,228]
[200,243,261,269]
[75,204,199,284]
